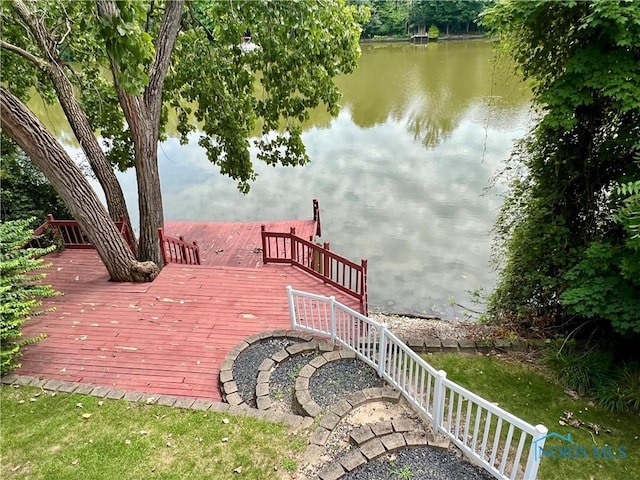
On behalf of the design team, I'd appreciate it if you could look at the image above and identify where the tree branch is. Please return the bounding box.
[12,0,57,63]
[0,40,49,70]
[145,0,184,119]
[145,0,155,33]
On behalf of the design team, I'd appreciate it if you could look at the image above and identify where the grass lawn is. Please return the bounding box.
[0,386,306,480]
[424,353,640,480]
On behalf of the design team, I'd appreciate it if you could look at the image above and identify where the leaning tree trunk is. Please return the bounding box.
[0,86,158,282]
[11,0,136,252]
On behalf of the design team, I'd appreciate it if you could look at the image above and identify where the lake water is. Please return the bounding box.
[32,40,532,318]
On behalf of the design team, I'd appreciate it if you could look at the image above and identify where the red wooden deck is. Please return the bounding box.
[164,220,318,268]
[17,249,358,401]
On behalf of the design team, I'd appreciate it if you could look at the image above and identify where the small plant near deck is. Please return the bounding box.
[289,363,304,381]
[0,219,57,375]
[281,458,297,472]
[391,465,414,479]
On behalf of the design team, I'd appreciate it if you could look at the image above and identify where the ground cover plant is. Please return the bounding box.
[0,386,306,480]
[424,353,640,480]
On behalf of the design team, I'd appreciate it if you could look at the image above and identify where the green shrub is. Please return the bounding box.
[598,366,640,413]
[428,25,440,39]
[545,341,640,413]
[0,218,57,375]
[544,343,613,396]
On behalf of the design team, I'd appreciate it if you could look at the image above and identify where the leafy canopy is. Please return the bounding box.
[482,0,640,337]
[1,0,367,194]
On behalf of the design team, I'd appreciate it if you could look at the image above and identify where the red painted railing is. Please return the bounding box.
[261,226,368,314]
[29,214,135,251]
[158,228,201,265]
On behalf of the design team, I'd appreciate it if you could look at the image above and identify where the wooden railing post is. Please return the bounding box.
[261,225,267,264]
[313,198,321,237]
[157,228,168,265]
[323,242,330,283]
[290,227,297,263]
[179,236,188,264]
[193,241,200,265]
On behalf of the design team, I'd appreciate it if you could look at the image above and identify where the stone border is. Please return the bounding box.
[305,387,402,446]
[255,340,337,410]
[396,335,533,354]
[301,387,451,480]
[315,417,451,480]
[219,329,317,408]
[0,373,314,430]
[293,349,367,417]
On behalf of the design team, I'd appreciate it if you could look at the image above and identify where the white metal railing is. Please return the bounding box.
[287,286,548,480]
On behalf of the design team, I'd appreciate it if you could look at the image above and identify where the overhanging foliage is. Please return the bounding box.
[482,0,640,337]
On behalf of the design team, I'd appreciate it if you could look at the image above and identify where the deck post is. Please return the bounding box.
[157,228,168,266]
[361,258,368,315]
[260,225,267,264]
[179,236,187,264]
[323,242,330,283]
[377,323,388,377]
[433,370,447,433]
[290,227,298,264]
[287,286,296,330]
[313,198,321,237]
[193,241,200,265]
[329,295,336,343]
[524,424,548,480]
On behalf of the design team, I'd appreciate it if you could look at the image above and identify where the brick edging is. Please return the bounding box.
[315,418,451,480]
[303,387,450,480]
[255,340,337,411]
[397,335,533,354]
[218,329,317,408]
[0,373,312,429]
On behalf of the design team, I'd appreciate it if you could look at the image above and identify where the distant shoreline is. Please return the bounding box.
[361,33,488,44]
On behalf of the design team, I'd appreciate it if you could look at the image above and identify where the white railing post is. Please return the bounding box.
[377,323,388,377]
[287,286,296,330]
[329,296,336,342]
[433,370,447,433]
[524,424,548,480]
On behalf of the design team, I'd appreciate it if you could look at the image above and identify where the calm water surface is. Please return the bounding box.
[35,40,532,318]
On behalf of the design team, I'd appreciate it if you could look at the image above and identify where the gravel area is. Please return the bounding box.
[232,337,300,407]
[341,447,494,480]
[309,359,384,408]
[269,352,317,414]
[370,313,500,342]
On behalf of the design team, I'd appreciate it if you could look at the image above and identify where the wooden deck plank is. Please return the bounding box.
[164,220,317,267]
[17,249,358,400]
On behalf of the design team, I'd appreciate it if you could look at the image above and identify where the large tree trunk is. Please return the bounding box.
[97,0,184,267]
[11,0,136,252]
[0,86,157,282]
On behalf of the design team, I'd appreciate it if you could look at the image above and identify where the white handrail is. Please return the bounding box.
[287,286,547,480]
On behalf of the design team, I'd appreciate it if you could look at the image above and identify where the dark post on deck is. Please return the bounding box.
[313,198,322,237]
[261,225,267,264]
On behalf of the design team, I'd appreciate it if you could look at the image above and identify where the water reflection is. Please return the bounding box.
[34,40,531,317]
